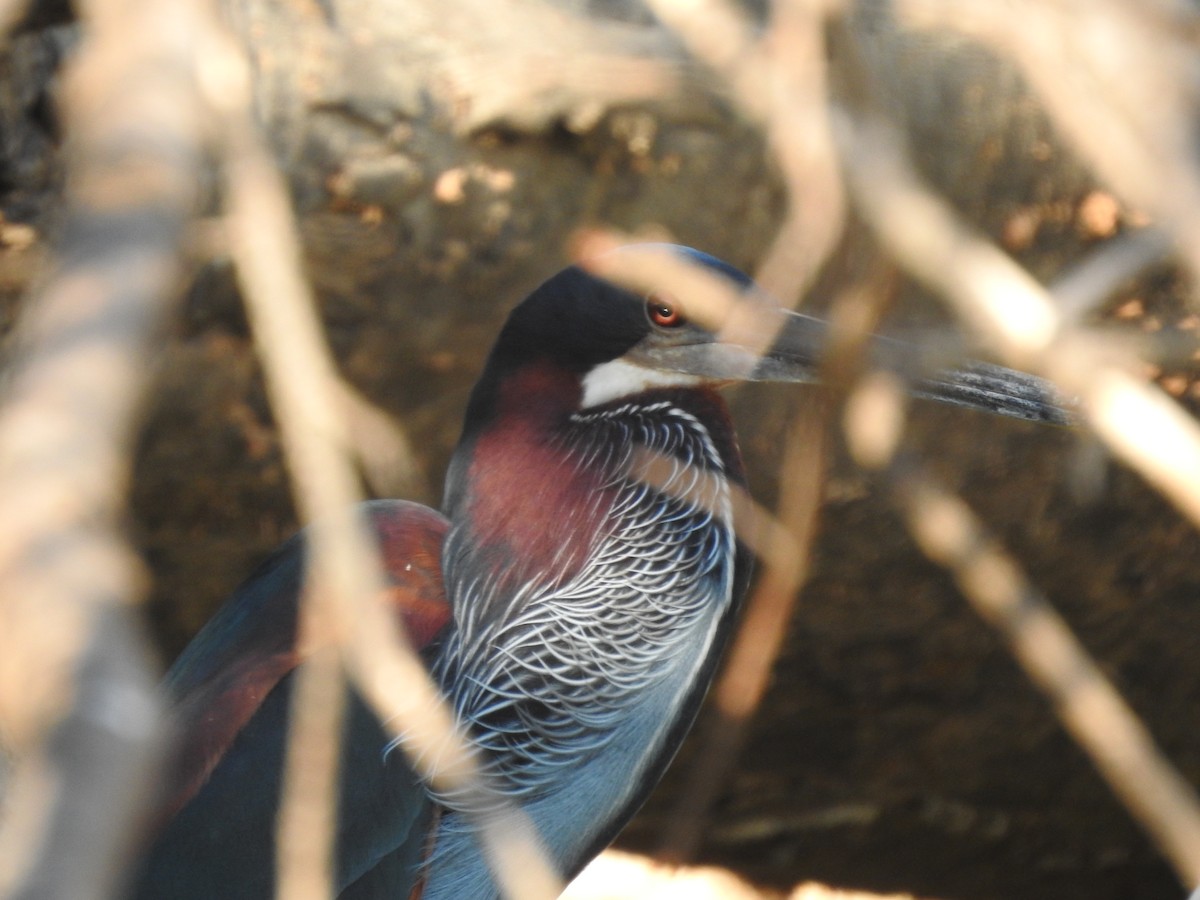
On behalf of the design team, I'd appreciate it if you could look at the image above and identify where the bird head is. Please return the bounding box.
[464,243,1069,427]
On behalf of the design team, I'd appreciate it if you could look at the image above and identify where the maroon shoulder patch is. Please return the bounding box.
[370,501,452,648]
[156,500,450,825]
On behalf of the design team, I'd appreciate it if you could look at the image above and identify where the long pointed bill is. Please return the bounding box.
[750,307,1073,427]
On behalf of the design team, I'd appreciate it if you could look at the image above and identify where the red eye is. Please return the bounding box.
[647,294,683,328]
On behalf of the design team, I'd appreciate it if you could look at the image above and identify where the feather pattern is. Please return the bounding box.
[425,396,734,832]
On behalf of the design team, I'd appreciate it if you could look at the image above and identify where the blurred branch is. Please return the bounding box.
[660,397,828,861]
[643,0,846,304]
[0,0,211,892]
[1049,228,1174,323]
[578,21,846,751]
[333,380,431,504]
[201,14,561,900]
[200,22,347,896]
[5,0,1200,895]
[900,0,1200,286]
[850,446,1200,888]
[752,0,846,305]
[838,113,1200,530]
[657,265,902,861]
[576,233,829,859]
[576,233,800,364]
[834,20,1200,887]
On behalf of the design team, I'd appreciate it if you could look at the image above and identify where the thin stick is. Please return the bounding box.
[199,19,561,899]
[659,398,827,861]
[0,0,209,892]
[838,99,1200,889]
[900,0,1200,286]
[642,0,847,304]
[884,458,1200,887]
[840,114,1200,530]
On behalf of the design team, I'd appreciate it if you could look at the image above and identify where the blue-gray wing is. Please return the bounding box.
[130,500,451,898]
[131,673,434,898]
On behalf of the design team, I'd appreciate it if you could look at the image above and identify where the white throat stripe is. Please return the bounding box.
[580,359,702,408]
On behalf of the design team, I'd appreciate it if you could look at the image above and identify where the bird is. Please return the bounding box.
[129,244,1067,898]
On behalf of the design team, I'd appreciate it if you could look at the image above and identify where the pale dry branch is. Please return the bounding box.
[8,0,1200,896]
[836,52,1200,890]
[204,24,353,893]
[333,380,431,504]
[656,266,901,861]
[577,233,808,368]
[900,0,1200,285]
[660,398,828,861]
[839,113,1200,530]
[643,0,846,304]
[1049,227,1174,323]
[579,240,864,862]
[201,14,561,899]
[864,454,1200,888]
[752,0,847,305]
[0,0,210,893]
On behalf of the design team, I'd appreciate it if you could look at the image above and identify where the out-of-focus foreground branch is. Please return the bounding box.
[0,0,208,895]
[833,2,1200,888]
[632,0,846,857]
[840,112,1200,529]
[846,357,1200,886]
[0,1,566,899]
[889,456,1200,887]
[643,0,846,304]
[4,0,1200,897]
[660,399,829,861]
[612,0,1200,890]
[204,17,562,900]
[900,0,1200,286]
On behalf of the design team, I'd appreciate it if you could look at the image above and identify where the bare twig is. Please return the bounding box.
[1050,228,1174,323]
[0,0,210,893]
[859,452,1200,887]
[900,0,1200,286]
[660,398,828,861]
[333,380,431,504]
[836,56,1200,889]
[200,17,561,899]
[839,114,1200,530]
[200,26,349,895]
[642,0,847,303]
[576,233,801,366]
[753,0,846,304]
[571,14,854,836]
[658,264,902,860]
[579,240,890,862]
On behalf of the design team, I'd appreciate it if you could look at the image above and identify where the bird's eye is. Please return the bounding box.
[647,294,683,328]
